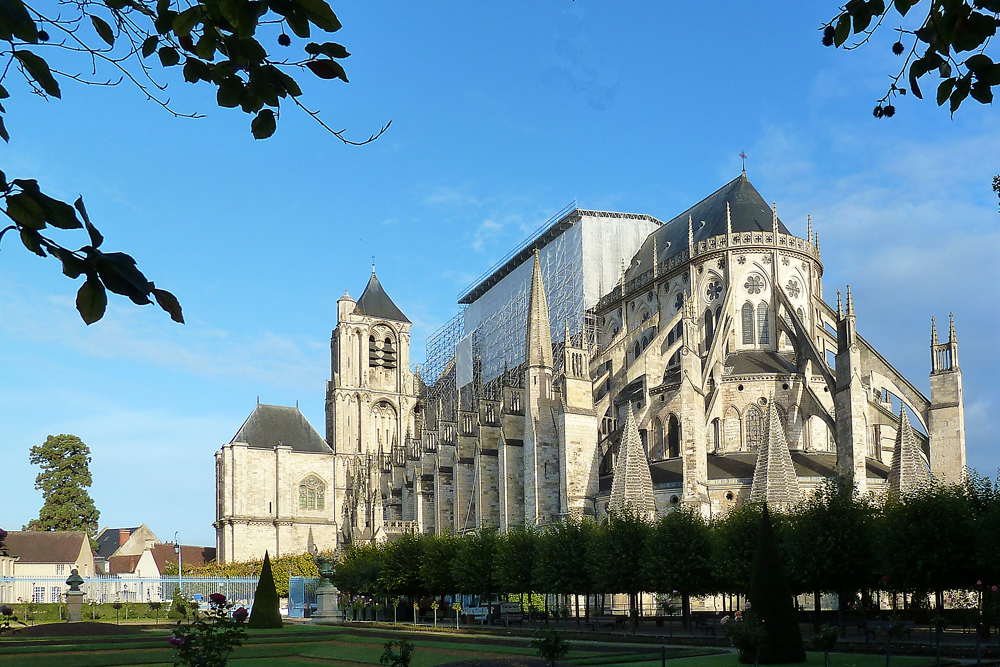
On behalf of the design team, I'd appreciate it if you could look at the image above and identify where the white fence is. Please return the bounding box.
[0,576,258,606]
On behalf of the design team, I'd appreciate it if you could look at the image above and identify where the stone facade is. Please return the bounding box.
[216,174,970,560]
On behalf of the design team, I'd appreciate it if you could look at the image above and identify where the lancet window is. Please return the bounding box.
[299,475,325,510]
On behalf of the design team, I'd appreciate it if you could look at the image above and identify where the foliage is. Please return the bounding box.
[645,507,713,627]
[0,604,27,638]
[418,532,459,595]
[169,593,247,667]
[335,542,384,598]
[169,588,189,620]
[880,481,976,597]
[178,551,319,597]
[247,551,282,629]
[379,533,423,599]
[451,528,498,597]
[0,0,387,324]
[493,524,536,595]
[809,624,842,652]
[379,637,415,667]
[747,506,805,664]
[530,628,571,667]
[784,479,876,601]
[590,508,650,596]
[723,609,766,664]
[24,434,100,535]
[533,517,594,595]
[711,501,763,594]
[821,0,1000,117]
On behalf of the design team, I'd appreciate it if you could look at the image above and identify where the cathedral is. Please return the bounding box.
[214,174,967,562]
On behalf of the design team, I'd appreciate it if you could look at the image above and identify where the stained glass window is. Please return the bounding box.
[758,302,770,345]
[746,406,763,451]
[742,302,754,344]
[299,476,325,510]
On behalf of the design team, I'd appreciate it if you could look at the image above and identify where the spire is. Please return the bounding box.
[652,235,659,278]
[836,290,843,319]
[772,202,778,238]
[608,404,656,520]
[846,285,854,317]
[688,214,694,253]
[749,400,801,510]
[726,201,733,237]
[949,312,957,343]
[887,405,929,497]
[815,233,820,253]
[526,251,554,369]
[807,215,813,245]
[931,317,939,345]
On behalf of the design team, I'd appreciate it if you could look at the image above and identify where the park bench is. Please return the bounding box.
[501,612,525,626]
[864,620,915,641]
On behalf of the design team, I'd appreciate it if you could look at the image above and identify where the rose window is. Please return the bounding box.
[786,279,801,299]
[705,280,723,301]
[744,275,764,295]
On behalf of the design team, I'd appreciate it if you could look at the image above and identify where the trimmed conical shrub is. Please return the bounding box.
[248,551,283,629]
[747,506,805,664]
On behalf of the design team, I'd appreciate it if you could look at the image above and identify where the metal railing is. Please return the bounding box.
[0,575,258,606]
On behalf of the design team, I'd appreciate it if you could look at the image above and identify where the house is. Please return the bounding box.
[149,543,216,576]
[94,524,161,574]
[2,531,96,603]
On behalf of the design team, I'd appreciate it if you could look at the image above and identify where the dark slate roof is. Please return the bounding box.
[625,174,793,282]
[723,351,796,376]
[231,404,332,454]
[354,272,410,323]
[4,531,89,563]
[95,527,138,559]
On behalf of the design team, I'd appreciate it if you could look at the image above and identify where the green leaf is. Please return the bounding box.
[37,193,82,230]
[908,58,928,99]
[14,50,60,98]
[194,32,217,59]
[852,6,873,33]
[91,15,115,46]
[0,115,8,143]
[950,76,971,114]
[76,278,108,325]
[152,288,184,323]
[271,67,302,97]
[285,10,310,38]
[834,13,851,47]
[305,41,349,58]
[216,77,244,107]
[970,80,994,104]
[306,58,347,82]
[251,108,276,139]
[183,57,211,82]
[74,197,104,248]
[94,251,153,304]
[19,228,45,256]
[937,78,956,106]
[293,0,341,32]
[0,0,38,42]
[964,54,993,72]
[158,46,180,66]
[894,0,917,16]
[0,83,9,99]
[50,246,86,278]
[868,0,886,15]
[6,191,45,229]
[141,35,158,58]
[172,6,202,36]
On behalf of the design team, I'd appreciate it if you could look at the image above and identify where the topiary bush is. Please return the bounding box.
[746,506,806,664]
[247,551,282,629]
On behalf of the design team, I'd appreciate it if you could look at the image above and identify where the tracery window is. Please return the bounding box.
[746,405,763,451]
[299,475,325,510]
[744,275,764,294]
[667,414,680,458]
[705,280,723,301]
[757,302,770,346]
[741,302,755,345]
[786,279,801,299]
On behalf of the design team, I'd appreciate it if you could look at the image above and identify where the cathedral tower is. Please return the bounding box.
[929,314,966,483]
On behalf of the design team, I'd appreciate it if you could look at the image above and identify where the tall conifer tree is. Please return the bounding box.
[748,506,805,664]
[248,551,283,629]
[25,434,100,535]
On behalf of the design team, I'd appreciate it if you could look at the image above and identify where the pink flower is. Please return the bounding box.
[233,607,248,623]
[978,580,983,586]
[882,575,889,582]
[168,636,184,647]
[209,593,226,605]
[993,586,998,592]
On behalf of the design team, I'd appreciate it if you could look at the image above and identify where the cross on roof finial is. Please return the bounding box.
[371,255,376,275]
[740,151,748,174]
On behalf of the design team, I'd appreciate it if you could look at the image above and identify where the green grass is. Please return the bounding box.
[0,626,948,667]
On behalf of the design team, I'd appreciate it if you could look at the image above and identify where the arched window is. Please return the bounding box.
[383,336,397,370]
[372,401,397,448]
[724,406,741,452]
[704,308,715,350]
[712,418,721,453]
[633,341,641,361]
[742,302,755,345]
[299,475,325,510]
[797,307,805,326]
[667,414,680,458]
[746,405,764,451]
[651,417,664,460]
[757,302,770,346]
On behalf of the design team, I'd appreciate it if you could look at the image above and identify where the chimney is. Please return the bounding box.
[119,529,131,547]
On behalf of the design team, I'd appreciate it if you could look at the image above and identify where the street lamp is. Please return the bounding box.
[173,532,181,596]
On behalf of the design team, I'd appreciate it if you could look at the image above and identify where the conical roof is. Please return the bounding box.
[354,271,410,323]
[887,406,929,497]
[525,252,553,369]
[625,174,792,282]
[608,404,656,520]
[749,401,800,509]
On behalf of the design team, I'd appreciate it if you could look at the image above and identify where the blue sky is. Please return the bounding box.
[1,2,997,547]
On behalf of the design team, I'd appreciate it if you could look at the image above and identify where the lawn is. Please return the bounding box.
[0,625,948,667]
